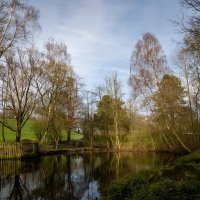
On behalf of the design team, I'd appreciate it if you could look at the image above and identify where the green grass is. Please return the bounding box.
[61,129,83,141]
[0,120,83,142]
[69,132,83,140]
[0,120,36,142]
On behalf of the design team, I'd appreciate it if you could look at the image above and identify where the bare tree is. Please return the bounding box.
[0,47,41,142]
[177,0,200,53]
[81,90,98,149]
[174,48,200,127]
[105,72,123,149]
[35,39,82,147]
[60,70,82,145]
[0,0,40,58]
[0,63,8,142]
[36,39,72,146]
[129,33,168,99]
[181,0,200,10]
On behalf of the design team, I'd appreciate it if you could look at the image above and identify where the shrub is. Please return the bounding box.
[32,120,46,140]
[107,150,200,200]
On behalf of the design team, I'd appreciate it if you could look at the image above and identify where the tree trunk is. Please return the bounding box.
[55,138,59,150]
[40,105,52,145]
[195,92,199,126]
[1,80,6,143]
[16,129,21,142]
[184,71,194,129]
[67,129,71,145]
[114,110,120,150]
[16,122,22,142]
[2,124,5,142]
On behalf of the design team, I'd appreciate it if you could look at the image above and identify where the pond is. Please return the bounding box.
[0,152,178,200]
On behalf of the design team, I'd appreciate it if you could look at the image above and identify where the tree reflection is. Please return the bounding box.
[66,155,75,199]
[9,175,30,200]
[0,152,177,200]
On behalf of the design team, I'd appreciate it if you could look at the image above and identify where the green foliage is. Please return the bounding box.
[149,74,200,153]
[108,172,150,200]
[123,132,155,151]
[32,120,46,140]
[94,95,115,133]
[153,74,188,127]
[107,150,200,200]
[94,95,130,135]
[177,149,200,164]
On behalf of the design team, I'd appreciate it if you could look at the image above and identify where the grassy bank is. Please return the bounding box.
[107,150,200,200]
[0,120,83,142]
[0,121,37,142]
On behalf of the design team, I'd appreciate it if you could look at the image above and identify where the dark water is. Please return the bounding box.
[0,152,178,200]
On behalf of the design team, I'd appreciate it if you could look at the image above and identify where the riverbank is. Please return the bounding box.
[40,146,112,155]
[0,141,183,160]
[39,141,186,156]
[107,149,200,200]
[0,134,191,160]
[40,147,183,156]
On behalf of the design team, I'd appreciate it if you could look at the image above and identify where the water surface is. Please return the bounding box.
[0,152,178,200]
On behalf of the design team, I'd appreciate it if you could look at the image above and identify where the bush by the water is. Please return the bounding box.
[107,150,200,200]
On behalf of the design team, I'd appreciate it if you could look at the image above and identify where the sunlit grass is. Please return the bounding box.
[61,129,83,141]
[0,120,83,142]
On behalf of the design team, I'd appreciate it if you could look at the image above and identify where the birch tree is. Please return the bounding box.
[105,73,123,149]
[36,39,72,146]
[129,33,168,132]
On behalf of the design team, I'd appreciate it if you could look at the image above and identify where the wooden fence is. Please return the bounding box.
[0,159,22,177]
[0,142,39,159]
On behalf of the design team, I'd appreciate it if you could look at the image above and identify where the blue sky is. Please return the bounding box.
[31,0,182,91]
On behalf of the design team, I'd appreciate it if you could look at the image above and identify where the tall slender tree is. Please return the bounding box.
[36,39,72,145]
[129,33,172,149]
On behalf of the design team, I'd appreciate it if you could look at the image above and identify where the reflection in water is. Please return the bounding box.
[9,175,31,200]
[0,152,178,200]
